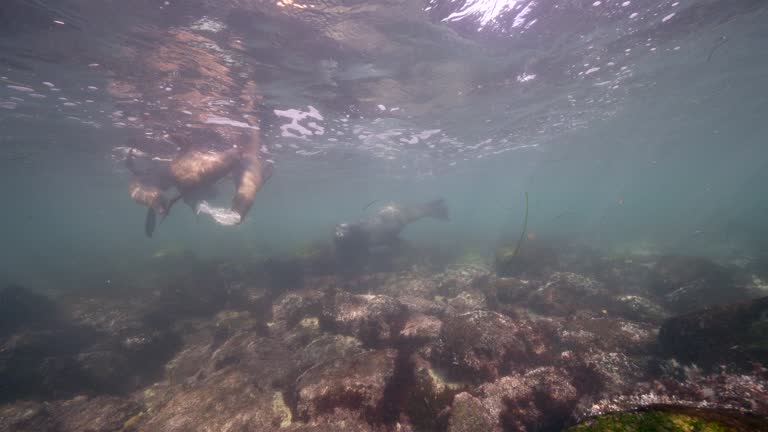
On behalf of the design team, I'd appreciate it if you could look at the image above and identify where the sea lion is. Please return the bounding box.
[126,144,242,235]
[334,198,450,262]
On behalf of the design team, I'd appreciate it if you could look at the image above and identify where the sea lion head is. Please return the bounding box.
[334,222,368,249]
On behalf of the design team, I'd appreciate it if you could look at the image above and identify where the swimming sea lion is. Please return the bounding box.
[126,144,242,235]
[334,198,450,256]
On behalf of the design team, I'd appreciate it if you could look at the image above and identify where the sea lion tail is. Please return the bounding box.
[425,198,449,221]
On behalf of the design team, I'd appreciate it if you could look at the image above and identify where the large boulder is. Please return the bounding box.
[399,314,443,346]
[430,311,551,383]
[295,349,398,424]
[407,354,468,431]
[0,401,58,432]
[447,367,581,432]
[659,296,768,370]
[485,367,581,432]
[321,292,407,347]
[0,396,142,432]
[650,255,748,313]
[138,333,297,431]
[447,392,497,432]
[526,272,615,316]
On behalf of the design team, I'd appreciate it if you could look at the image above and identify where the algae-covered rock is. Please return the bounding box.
[659,296,768,370]
[295,348,397,423]
[447,392,497,432]
[568,405,768,431]
[527,272,615,316]
[431,311,535,383]
[650,255,748,313]
[477,367,581,432]
[0,401,57,432]
[399,314,443,346]
[407,355,468,431]
[446,289,487,313]
[321,292,407,346]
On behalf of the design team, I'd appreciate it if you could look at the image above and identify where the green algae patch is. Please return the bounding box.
[120,411,144,431]
[569,411,727,431]
[272,391,293,428]
[568,406,768,432]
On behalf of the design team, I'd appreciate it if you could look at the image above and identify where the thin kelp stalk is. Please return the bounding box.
[513,192,529,256]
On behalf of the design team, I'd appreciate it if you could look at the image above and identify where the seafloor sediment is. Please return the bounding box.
[1,245,768,431]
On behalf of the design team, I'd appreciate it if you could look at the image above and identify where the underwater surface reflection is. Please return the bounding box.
[1,0,768,431]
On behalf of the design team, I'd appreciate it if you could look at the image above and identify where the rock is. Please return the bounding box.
[294,334,365,374]
[0,285,58,336]
[431,311,539,383]
[285,409,378,431]
[138,371,283,431]
[586,256,655,295]
[214,310,263,333]
[50,395,142,432]
[492,277,537,305]
[272,289,326,327]
[614,295,669,323]
[494,245,559,277]
[399,314,442,346]
[527,272,615,316]
[140,333,297,431]
[295,349,398,423]
[0,396,141,432]
[558,317,656,355]
[378,274,439,299]
[447,392,497,432]
[75,350,133,392]
[434,267,491,298]
[569,350,646,395]
[0,401,57,432]
[650,255,747,313]
[476,367,581,432]
[567,405,768,431]
[399,296,449,317]
[408,355,467,431]
[234,283,273,315]
[659,296,768,371]
[321,292,407,347]
[446,289,487,313]
[0,326,99,401]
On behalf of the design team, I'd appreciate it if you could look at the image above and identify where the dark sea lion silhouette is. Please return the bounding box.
[334,198,449,255]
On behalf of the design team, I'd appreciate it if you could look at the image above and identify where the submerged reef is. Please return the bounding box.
[1,247,768,431]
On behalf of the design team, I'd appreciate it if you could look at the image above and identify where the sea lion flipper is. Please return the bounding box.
[159,194,183,226]
[145,208,157,238]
